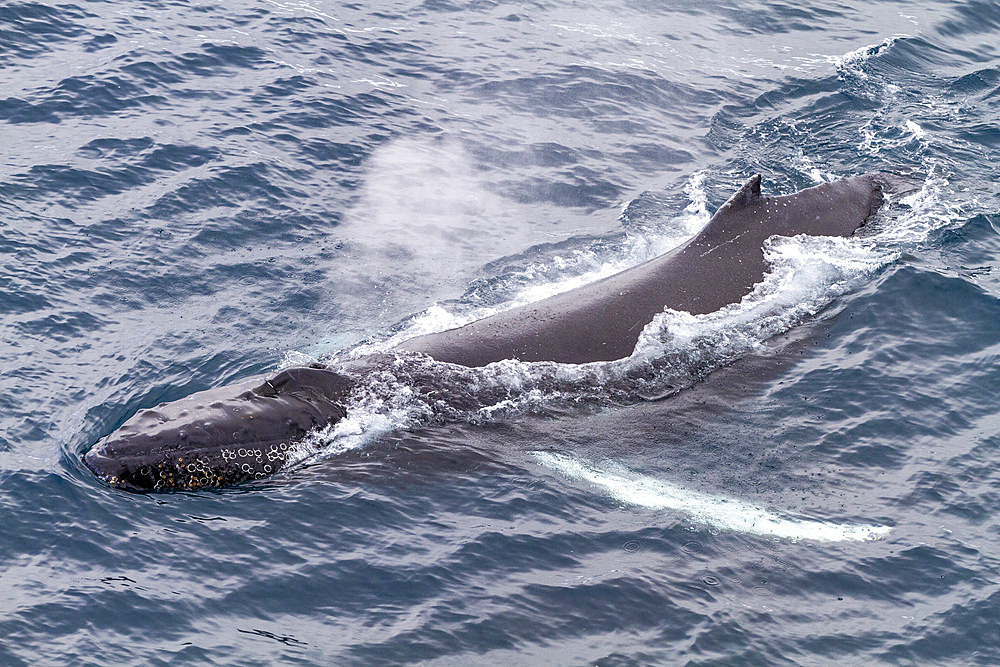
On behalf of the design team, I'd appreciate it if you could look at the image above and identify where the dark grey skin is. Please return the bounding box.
[82,366,355,491]
[83,173,892,491]
[396,173,885,366]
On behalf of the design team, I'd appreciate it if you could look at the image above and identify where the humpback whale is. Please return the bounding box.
[83,173,895,492]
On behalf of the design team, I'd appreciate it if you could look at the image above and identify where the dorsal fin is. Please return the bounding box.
[715,173,762,217]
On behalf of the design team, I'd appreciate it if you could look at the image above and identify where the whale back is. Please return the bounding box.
[396,173,885,366]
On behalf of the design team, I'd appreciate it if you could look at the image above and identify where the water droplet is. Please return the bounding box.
[682,540,704,554]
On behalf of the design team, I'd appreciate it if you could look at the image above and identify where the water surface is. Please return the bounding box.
[2,0,999,663]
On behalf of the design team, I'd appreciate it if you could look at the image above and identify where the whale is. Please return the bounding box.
[82,173,898,491]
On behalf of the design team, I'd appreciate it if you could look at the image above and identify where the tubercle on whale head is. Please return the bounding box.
[82,365,355,492]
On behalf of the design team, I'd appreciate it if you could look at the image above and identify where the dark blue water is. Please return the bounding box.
[3,0,1000,663]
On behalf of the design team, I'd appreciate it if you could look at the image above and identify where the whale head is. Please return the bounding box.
[83,366,354,492]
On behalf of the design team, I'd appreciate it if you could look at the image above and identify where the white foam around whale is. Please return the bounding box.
[534,451,891,543]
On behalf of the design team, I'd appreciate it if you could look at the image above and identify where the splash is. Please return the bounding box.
[535,452,891,543]
[629,232,894,368]
[832,37,898,80]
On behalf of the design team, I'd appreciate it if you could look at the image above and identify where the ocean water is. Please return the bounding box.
[2,0,1000,663]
